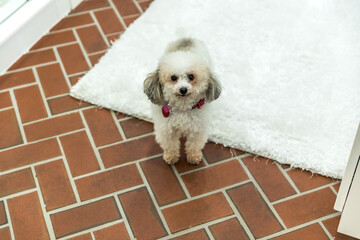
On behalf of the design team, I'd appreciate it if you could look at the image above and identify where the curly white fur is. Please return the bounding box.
[144,38,221,164]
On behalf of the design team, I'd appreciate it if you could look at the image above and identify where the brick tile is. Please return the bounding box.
[69,73,85,86]
[8,192,49,239]
[75,164,143,201]
[100,135,162,168]
[51,13,94,31]
[51,198,120,238]
[71,0,110,13]
[112,0,140,16]
[203,142,243,164]
[122,15,140,27]
[0,109,22,149]
[94,8,125,35]
[182,160,248,196]
[60,131,99,177]
[0,138,61,171]
[0,69,35,90]
[24,112,84,142]
[76,26,108,54]
[107,32,123,44]
[322,215,357,240]
[0,227,11,240]
[281,164,291,169]
[138,0,152,11]
[48,95,91,114]
[242,156,296,202]
[14,85,48,123]
[67,233,92,240]
[0,201,6,225]
[89,51,106,66]
[118,187,167,239]
[333,182,341,192]
[140,157,186,206]
[287,168,334,192]
[93,223,130,240]
[273,187,337,228]
[0,168,35,197]
[270,224,328,240]
[35,160,76,211]
[31,30,76,50]
[162,193,233,233]
[9,49,56,70]
[83,107,122,147]
[227,183,283,238]
[209,218,249,240]
[120,118,154,138]
[0,92,11,108]
[37,63,69,97]
[57,44,90,75]
[171,229,209,240]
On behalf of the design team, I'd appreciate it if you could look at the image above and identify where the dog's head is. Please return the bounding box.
[143,51,221,107]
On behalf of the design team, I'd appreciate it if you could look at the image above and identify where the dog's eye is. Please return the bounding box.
[171,75,177,81]
[188,74,194,81]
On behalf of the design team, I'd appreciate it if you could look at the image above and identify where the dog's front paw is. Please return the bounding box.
[187,152,203,165]
[163,151,180,165]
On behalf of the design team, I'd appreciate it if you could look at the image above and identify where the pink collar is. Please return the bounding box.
[162,99,205,118]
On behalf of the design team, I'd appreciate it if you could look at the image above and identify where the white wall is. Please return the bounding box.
[0,0,82,74]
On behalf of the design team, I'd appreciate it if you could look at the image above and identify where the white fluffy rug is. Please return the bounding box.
[71,0,360,179]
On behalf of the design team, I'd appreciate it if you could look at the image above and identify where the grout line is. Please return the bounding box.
[117,116,133,122]
[67,70,87,78]
[271,183,339,205]
[90,232,96,240]
[70,6,113,17]
[319,221,334,240]
[73,153,162,180]
[52,47,73,89]
[122,13,141,19]
[256,212,341,240]
[236,158,288,230]
[79,111,105,170]
[89,11,110,47]
[330,185,338,195]
[158,215,237,240]
[87,49,107,56]
[29,41,78,53]
[57,219,126,240]
[171,164,191,199]
[3,200,15,240]
[56,137,81,203]
[0,83,38,94]
[0,189,37,201]
[9,90,27,144]
[110,111,127,140]
[205,227,215,240]
[46,93,71,100]
[51,23,96,34]
[47,185,145,215]
[72,29,93,69]
[108,0,128,30]
[135,162,172,235]
[276,162,301,194]
[222,190,256,240]
[132,0,144,14]
[3,60,58,75]
[97,132,154,149]
[21,109,87,126]
[0,106,13,112]
[159,180,251,210]
[30,167,57,239]
[32,67,52,117]
[114,194,136,239]
[0,157,62,178]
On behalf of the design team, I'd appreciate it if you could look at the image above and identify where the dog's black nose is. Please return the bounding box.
[180,87,187,95]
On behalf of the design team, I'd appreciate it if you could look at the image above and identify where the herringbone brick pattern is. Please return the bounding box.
[0,0,355,239]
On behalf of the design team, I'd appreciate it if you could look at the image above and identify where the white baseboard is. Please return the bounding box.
[0,0,82,74]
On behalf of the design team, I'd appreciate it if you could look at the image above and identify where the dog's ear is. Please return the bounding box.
[206,73,222,102]
[143,69,165,105]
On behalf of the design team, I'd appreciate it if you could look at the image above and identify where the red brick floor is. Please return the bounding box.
[0,0,356,239]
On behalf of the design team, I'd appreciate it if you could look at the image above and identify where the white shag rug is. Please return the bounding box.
[71,0,360,179]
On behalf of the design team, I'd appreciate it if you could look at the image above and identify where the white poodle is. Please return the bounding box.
[143,38,221,165]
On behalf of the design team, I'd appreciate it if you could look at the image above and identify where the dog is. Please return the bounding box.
[143,38,221,165]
